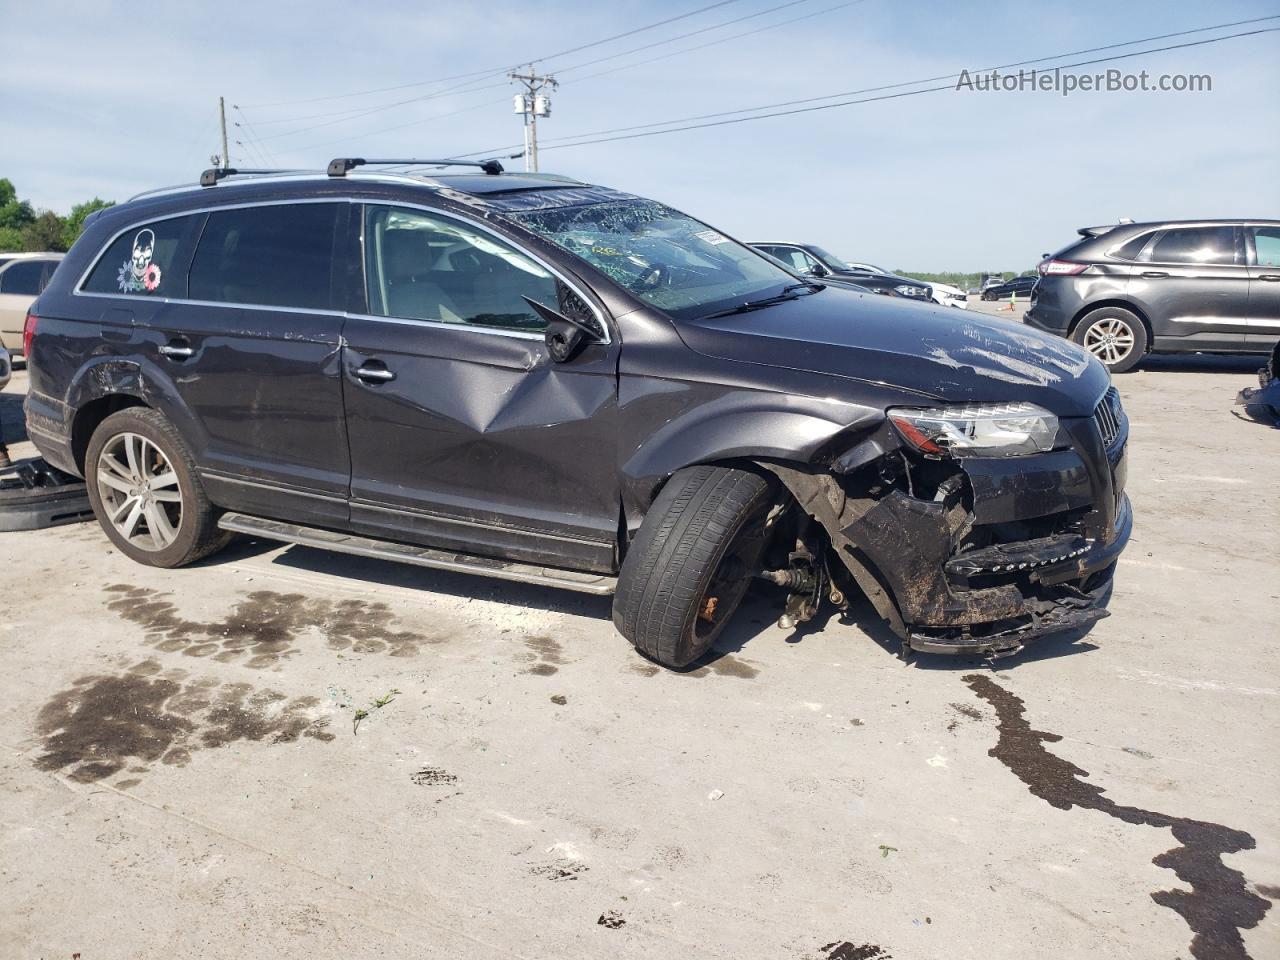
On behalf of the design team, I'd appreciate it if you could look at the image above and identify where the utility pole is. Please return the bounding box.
[509,66,557,172]
[218,96,229,170]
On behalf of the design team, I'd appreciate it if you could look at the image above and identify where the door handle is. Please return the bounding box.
[158,339,194,360]
[355,363,396,383]
[1140,271,1169,279]
[1257,274,1280,282]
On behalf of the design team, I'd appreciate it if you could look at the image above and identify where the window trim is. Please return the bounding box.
[1246,226,1280,268]
[74,196,609,344]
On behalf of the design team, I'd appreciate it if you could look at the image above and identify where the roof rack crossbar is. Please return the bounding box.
[327,157,505,177]
[199,167,299,188]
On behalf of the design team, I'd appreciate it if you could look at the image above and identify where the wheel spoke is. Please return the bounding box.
[124,434,142,481]
[151,489,182,503]
[110,495,138,524]
[144,501,176,548]
[120,500,145,538]
[97,471,134,494]
[149,470,178,490]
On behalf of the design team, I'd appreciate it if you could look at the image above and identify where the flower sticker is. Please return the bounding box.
[116,228,159,293]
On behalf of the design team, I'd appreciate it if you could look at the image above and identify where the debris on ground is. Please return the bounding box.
[878,844,898,858]
[708,789,724,801]
[597,910,626,929]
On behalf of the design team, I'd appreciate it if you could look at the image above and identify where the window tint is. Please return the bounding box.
[1111,231,1153,261]
[1252,227,1280,267]
[364,206,558,332]
[0,259,48,295]
[83,215,202,296]
[190,203,340,310]
[1148,226,1238,265]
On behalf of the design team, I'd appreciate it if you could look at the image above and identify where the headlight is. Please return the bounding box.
[888,402,1059,458]
[895,284,925,297]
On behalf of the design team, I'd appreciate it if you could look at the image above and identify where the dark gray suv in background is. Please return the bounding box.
[24,160,1130,668]
[1027,219,1280,372]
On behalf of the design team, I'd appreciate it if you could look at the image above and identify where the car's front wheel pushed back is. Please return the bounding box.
[613,465,776,670]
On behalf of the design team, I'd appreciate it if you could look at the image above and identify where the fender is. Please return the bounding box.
[617,381,883,528]
[65,354,211,462]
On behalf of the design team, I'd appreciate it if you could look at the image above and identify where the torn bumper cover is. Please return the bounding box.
[841,487,1130,655]
[768,402,1131,657]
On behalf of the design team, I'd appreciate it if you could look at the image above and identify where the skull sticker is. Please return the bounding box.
[117,228,163,293]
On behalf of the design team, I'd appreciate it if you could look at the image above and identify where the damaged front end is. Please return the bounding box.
[763,387,1132,658]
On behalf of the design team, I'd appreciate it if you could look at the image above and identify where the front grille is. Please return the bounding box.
[1093,387,1124,447]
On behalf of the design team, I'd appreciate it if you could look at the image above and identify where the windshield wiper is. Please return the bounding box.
[701,282,824,319]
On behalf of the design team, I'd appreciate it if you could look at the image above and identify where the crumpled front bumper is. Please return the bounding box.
[826,405,1131,657]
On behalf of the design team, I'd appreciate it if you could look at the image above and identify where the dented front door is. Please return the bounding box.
[341,203,620,573]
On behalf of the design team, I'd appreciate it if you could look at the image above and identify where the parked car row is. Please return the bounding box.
[21,160,1131,669]
[748,243,935,301]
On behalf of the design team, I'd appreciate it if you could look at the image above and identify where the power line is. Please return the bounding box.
[241,0,746,109]
[550,0,819,75]
[458,14,1279,155]
[242,0,822,142]
[531,27,1277,152]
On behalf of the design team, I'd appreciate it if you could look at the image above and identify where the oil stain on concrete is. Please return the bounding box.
[818,943,891,960]
[519,634,565,675]
[103,584,428,667]
[964,673,1270,960]
[33,659,334,783]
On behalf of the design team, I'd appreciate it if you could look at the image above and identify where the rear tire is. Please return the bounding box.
[613,465,775,669]
[85,407,231,568]
[1072,307,1147,373]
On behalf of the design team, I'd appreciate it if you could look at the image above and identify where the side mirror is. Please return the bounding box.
[523,296,602,363]
[809,263,829,278]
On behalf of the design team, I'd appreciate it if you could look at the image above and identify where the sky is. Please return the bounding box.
[1,0,1277,271]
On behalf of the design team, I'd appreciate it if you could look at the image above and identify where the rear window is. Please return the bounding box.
[189,203,341,310]
[83,216,203,297]
[1148,226,1238,265]
[1109,231,1154,261]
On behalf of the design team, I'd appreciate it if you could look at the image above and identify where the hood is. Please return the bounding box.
[675,286,1109,417]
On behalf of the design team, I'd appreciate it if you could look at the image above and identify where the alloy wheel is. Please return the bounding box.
[1083,317,1136,365]
[95,432,183,551]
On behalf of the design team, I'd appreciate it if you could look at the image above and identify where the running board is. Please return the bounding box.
[217,512,617,596]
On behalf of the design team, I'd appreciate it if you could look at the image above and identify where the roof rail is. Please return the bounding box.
[199,167,300,187]
[327,157,506,177]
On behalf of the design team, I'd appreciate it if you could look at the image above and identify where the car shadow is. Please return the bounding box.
[251,540,616,622]
[1133,353,1263,375]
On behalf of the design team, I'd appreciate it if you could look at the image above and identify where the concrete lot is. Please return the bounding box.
[1,338,1277,960]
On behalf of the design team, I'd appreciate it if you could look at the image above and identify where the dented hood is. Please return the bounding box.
[676,287,1110,417]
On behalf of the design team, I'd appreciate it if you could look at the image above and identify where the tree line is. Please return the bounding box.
[0,178,114,253]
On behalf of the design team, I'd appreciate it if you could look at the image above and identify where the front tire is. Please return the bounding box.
[1072,307,1147,373]
[613,465,775,669]
[85,407,230,568]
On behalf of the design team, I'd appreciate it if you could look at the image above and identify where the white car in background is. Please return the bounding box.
[0,253,64,354]
[928,280,969,309]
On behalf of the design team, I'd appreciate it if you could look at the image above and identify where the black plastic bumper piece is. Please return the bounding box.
[0,458,94,532]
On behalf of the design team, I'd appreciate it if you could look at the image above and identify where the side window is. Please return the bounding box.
[1111,231,1154,261]
[83,216,202,296]
[773,248,812,272]
[1251,227,1280,267]
[364,205,557,332]
[1148,226,1238,265]
[190,203,341,310]
[0,260,47,295]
